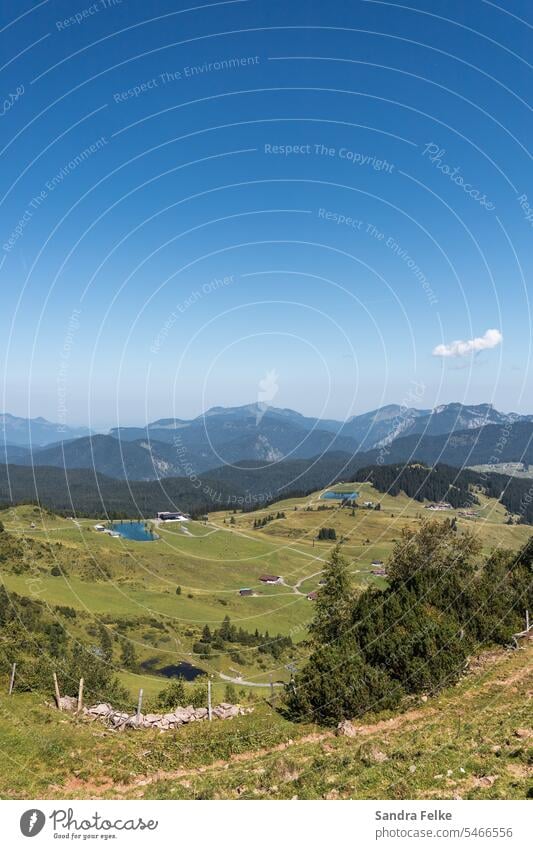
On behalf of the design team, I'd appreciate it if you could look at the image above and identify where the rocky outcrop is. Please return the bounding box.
[57,695,78,711]
[57,698,252,731]
[336,719,358,737]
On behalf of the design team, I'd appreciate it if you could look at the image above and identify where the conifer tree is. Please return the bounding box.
[309,544,352,645]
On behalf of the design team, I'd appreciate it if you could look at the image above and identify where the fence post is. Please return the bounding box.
[53,672,62,710]
[208,678,212,721]
[526,609,530,632]
[136,688,143,727]
[77,677,84,713]
[8,662,16,695]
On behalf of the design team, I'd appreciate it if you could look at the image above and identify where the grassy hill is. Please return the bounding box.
[0,644,530,799]
[0,472,531,800]
[0,474,530,699]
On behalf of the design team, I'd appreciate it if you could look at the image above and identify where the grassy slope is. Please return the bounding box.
[0,644,530,800]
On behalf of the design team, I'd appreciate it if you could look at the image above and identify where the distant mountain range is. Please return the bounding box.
[2,402,532,481]
[0,413,92,448]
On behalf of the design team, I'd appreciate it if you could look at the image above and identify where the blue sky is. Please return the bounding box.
[1,0,531,428]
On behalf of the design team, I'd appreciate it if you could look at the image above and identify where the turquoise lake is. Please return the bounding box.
[109,521,158,542]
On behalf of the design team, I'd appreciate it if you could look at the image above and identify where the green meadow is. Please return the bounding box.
[1,479,530,696]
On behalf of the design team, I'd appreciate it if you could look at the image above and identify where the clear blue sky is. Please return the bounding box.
[1,0,531,429]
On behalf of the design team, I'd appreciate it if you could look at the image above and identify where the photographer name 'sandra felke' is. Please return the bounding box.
[375,810,453,821]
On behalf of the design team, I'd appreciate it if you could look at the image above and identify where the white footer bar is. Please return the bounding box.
[2,799,530,848]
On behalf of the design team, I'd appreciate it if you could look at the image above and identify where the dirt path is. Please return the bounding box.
[60,701,440,799]
[108,704,442,798]
[56,647,529,800]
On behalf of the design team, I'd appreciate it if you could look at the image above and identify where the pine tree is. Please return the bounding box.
[308,544,352,645]
[120,638,137,671]
[99,625,113,663]
[219,615,234,641]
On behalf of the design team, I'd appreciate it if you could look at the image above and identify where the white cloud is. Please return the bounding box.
[432,328,503,358]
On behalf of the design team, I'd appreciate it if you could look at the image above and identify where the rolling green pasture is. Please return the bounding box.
[1,479,530,697]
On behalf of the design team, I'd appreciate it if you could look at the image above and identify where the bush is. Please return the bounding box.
[224,683,237,702]
[16,643,128,707]
[155,679,186,710]
[286,641,402,725]
[192,641,211,656]
[189,681,208,708]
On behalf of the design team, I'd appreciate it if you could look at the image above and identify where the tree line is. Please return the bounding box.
[194,616,293,661]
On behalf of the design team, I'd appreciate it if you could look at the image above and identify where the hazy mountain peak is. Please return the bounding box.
[200,403,304,419]
[0,413,93,447]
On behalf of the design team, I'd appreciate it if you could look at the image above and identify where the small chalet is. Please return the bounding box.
[307,591,318,601]
[239,588,254,597]
[259,574,281,584]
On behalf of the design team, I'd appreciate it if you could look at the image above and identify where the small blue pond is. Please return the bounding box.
[320,490,359,500]
[141,660,205,681]
[157,662,205,681]
[109,521,158,542]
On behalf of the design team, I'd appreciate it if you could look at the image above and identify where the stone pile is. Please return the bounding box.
[57,697,252,731]
[336,719,358,737]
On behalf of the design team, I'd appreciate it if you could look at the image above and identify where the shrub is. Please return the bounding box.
[189,681,208,708]
[156,679,186,710]
[224,683,237,702]
[193,641,211,656]
[286,641,402,725]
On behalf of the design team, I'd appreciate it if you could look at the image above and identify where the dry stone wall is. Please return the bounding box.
[56,696,252,731]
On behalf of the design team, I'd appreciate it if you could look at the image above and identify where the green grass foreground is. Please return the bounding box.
[0,644,530,800]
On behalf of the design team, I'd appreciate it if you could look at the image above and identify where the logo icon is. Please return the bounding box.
[20,809,46,837]
[256,369,279,424]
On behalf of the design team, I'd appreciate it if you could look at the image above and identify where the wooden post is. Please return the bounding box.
[136,688,143,726]
[526,609,530,632]
[77,677,84,713]
[53,672,62,710]
[207,678,212,721]
[8,662,16,695]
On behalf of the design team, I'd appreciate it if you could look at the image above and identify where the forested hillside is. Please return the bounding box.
[3,453,533,524]
[0,464,236,518]
[356,462,479,507]
[356,462,533,524]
